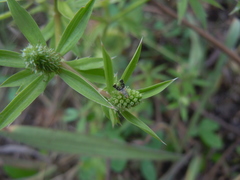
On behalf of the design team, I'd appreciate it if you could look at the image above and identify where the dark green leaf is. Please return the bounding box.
[140,160,157,180]
[56,0,95,55]
[59,68,114,108]
[138,78,177,99]
[121,39,142,83]
[102,44,114,92]
[7,0,46,46]
[121,111,166,144]
[0,50,24,68]
[0,75,49,129]
[0,125,181,160]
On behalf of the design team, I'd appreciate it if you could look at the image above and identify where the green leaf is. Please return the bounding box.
[66,57,103,70]
[56,0,95,55]
[7,0,46,46]
[111,159,127,172]
[111,0,147,21]
[109,109,119,127]
[189,0,207,28]
[58,0,75,19]
[1,69,38,88]
[59,68,114,109]
[177,0,188,24]
[102,44,114,92]
[76,69,105,84]
[121,39,142,83]
[225,18,240,48]
[0,50,25,68]
[202,0,223,9]
[0,125,181,160]
[121,111,166,144]
[229,1,240,15]
[0,75,49,129]
[138,78,177,99]
[140,160,157,180]
[185,155,202,180]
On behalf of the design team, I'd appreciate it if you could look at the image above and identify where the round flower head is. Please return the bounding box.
[109,87,142,111]
[22,44,62,74]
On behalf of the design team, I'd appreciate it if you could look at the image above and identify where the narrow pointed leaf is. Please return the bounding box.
[59,68,114,108]
[0,75,49,129]
[138,78,177,99]
[0,125,182,160]
[102,44,114,92]
[56,0,95,55]
[121,111,166,144]
[7,0,46,46]
[202,0,223,9]
[66,57,103,70]
[177,0,188,24]
[189,0,207,28]
[76,69,105,84]
[0,50,24,68]
[1,69,37,88]
[121,39,142,83]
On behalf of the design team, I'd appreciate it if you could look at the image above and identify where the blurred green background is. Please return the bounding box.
[0,0,240,179]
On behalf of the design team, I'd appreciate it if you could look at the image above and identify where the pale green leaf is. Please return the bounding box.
[1,69,38,87]
[66,57,103,70]
[229,2,240,15]
[58,0,75,19]
[0,125,181,160]
[59,68,114,108]
[225,18,240,48]
[102,44,114,92]
[56,0,95,55]
[138,78,177,99]
[121,39,142,83]
[189,0,207,28]
[7,0,46,46]
[0,75,49,129]
[177,0,188,24]
[121,111,166,144]
[185,156,202,180]
[0,50,24,68]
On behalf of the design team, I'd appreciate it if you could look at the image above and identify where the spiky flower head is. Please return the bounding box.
[22,44,62,74]
[109,87,142,111]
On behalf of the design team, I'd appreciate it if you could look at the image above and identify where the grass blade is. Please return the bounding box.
[177,0,188,24]
[102,44,114,92]
[138,78,177,99]
[0,50,25,68]
[7,0,46,46]
[121,39,142,83]
[0,75,49,129]
[66,57,103,70]
[56,0,95,55]
[59,68,114,109]
[0,125,181,160]
[1,69,37,88]
[121,111,166,144]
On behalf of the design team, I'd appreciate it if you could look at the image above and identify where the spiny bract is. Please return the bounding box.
[22,44,62,74]
[109,87,142,111]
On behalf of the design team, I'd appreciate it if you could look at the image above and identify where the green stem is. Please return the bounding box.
[54,0,61,46]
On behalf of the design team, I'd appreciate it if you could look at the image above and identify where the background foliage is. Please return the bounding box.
[0,0,240,179]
